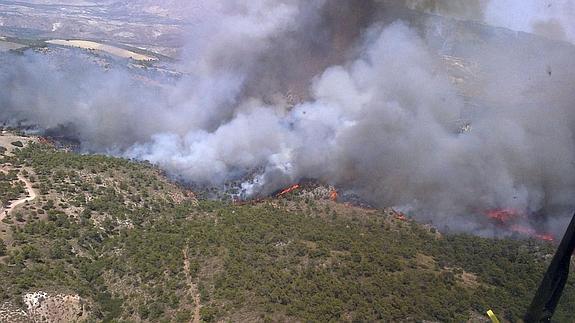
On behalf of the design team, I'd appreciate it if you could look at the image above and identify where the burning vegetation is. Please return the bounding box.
[329,189,338,202]
[1,132,574,322]
[276,184,301,198]
[486,209,555,242]
[1,1,575,240]
[1,1,575,322]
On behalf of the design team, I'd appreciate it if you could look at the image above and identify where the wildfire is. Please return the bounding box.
[277,184,300,197]
[486,208,523,223]
[392,209,409,222]
[395,212,408,222]
[329,190,338,201]
[510,225,555,242]
[485,208,555,242]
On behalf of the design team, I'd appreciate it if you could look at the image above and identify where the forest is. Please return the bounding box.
[0,142,573,322]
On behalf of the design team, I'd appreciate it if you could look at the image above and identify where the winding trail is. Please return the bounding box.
[183,245,201,323]
[0,173,37,222]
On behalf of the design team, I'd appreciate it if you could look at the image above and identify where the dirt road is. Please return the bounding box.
[0,173,36,222]
[183,246,201,323]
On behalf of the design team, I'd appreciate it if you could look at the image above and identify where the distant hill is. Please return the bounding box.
[0,132,573,322]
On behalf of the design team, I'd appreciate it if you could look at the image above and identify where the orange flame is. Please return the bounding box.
[395,213,408,222]
[329,190,338,201]
[486,208,523,223]
[485,208,555,242]
[510,225,555,242]
[277,184,300,197]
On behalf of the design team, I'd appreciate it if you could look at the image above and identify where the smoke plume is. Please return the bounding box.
[1,0,575,236]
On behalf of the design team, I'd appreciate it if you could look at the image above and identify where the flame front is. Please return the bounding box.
[329,190,338,201]
[486,208,522,223]
[395,213,408,221]
[510,225,555,242]
[277,184,300,197]
[485,209,555,242]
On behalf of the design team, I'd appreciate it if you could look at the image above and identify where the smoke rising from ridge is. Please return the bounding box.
[1,0,575,236]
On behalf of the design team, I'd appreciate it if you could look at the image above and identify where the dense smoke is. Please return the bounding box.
[1,0,575,236]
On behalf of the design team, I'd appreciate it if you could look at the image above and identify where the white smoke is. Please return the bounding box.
[484,0,575,43]
[2,0,575,236]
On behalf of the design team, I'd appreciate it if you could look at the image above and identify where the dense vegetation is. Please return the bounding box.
[0,141,574,322]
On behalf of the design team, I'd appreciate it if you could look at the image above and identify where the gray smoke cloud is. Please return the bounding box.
[1,0,575,236]
[406,0,575,44]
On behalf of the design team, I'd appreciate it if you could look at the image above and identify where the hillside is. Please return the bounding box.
[0,131,574,322]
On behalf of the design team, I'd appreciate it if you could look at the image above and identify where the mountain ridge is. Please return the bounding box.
[0,130,573,322]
